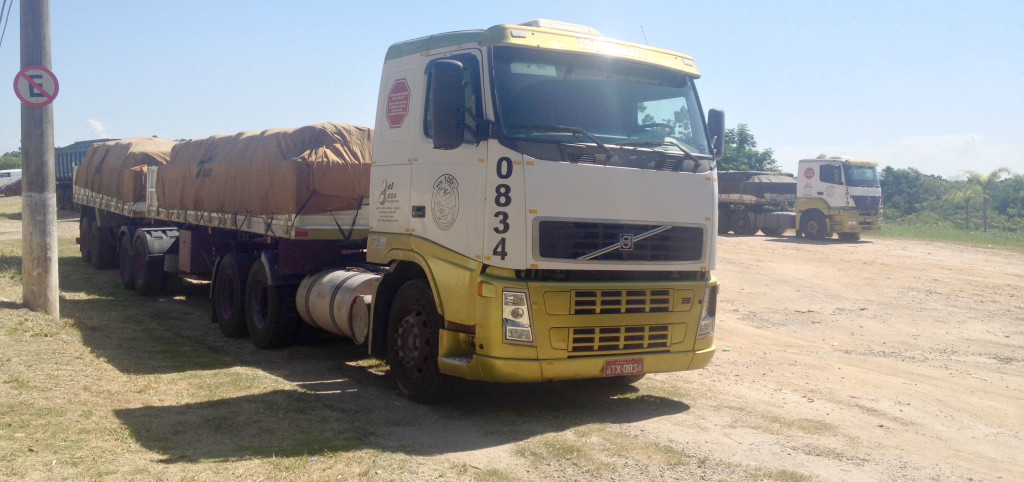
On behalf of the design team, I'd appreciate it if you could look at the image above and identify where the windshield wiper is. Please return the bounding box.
[511,125,618,165]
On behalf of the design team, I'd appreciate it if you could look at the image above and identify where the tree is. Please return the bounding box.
[879,166,948,219]
[718,124,779,171]
[0,148,21,170]
[966,167,1012,232]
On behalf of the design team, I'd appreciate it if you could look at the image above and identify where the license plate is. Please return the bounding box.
[603,358,644,377]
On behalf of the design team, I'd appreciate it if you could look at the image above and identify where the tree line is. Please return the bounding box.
[0,149,20,170]
[719,124,1022,233]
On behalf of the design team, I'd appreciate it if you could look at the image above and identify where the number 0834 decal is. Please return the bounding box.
[492,157,513,260]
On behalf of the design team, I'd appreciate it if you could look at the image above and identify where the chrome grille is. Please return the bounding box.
[852,195,881,210]
[572,289,673,314]
[537,221,703,262]
[569,325,670,354]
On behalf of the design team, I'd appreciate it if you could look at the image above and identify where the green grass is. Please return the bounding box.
[865,220,1024,252]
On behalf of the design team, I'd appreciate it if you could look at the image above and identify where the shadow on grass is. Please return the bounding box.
[58,253,236,375]
[59,245,693,460]
[115,381,689,462]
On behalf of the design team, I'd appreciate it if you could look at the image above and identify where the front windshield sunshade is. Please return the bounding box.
[492,46,711,159]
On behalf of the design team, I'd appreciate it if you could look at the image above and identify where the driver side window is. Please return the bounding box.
[820,164,843,184]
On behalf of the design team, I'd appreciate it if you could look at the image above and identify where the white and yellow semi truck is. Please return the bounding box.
[719,155,882,241]
[75,20,725,402]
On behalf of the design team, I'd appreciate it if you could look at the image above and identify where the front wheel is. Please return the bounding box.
[800,211,830,241]
[386,279,455,403]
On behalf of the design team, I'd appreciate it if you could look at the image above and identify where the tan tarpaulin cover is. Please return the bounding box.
[73,137,177,203]
[155,123,373,216]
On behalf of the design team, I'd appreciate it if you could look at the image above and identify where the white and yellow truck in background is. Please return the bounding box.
[719,155,882,241]
[74,20,725,402]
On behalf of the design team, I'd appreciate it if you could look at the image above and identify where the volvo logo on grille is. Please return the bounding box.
[619,234,634,251]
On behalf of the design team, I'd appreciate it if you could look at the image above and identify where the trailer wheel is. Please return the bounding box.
[760,227,786,237]
[118,233,135,290]
[801,211,830,241]
[717,207,732,234]
[79,216,93,263]
[838,232,861,242]
[386,279,455,403]
[89,223,117,269]
[213,254,255,338]
[244,262,299,349]
[133,235,164,295]
[731,210,758,235]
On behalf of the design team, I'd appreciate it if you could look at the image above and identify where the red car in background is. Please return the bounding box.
[0,178,22,196]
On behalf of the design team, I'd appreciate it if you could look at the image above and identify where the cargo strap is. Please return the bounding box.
[328,195,364,242]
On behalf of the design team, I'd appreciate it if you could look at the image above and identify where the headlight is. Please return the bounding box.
[696,284,718,340]
[847,217,858,226]
[502,290,534,344]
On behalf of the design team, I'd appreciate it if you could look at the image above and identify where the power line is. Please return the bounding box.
[0,0,12,49]
[0,0,13,50]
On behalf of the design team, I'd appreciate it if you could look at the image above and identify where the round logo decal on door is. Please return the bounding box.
[432,174,460,230]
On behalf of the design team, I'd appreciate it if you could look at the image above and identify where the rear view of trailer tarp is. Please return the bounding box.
[73,137,177,203]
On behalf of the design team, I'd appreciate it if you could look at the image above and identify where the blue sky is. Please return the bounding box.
[1,0,1021,178]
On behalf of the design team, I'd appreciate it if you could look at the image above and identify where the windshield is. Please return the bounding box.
[843,165,880,187]
[491,46,711,156]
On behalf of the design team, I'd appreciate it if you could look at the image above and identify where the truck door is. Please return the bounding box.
[412,50,488,260]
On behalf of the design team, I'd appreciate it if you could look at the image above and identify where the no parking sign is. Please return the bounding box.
[13,65,59,107]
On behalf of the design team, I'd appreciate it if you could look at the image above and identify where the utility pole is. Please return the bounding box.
[19,0,59,318]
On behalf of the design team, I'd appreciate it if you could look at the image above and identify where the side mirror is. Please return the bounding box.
[707,108,725,161]
[427,59,465,150]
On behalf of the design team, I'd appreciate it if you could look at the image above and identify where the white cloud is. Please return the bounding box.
[773,135,1023,179]
[87,119,108,138]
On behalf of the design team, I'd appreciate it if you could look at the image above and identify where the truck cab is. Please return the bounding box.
[367,20,725,400]
[795,155,882,240]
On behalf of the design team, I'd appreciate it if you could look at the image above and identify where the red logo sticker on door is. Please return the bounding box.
[386,79,410,129]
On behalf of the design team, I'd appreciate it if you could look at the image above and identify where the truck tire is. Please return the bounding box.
[717,207,732,234]
[838,232,861,242]
[133,235,164,295]
[760,227,786,237]
[118,233,135,290]
[89,223,117,269]
[244,261,299,349]
[213,254,255,338]
[80,216,93,264]
[731,210,757,236]
[800,211,830,241]
[386,279,455,403]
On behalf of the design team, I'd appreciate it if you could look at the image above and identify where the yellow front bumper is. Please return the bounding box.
[438,344,716,383]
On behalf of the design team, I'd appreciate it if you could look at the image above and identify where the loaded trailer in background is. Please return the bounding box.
[56,139,115,209]
[74,19,725,402]
[718,155,882,241]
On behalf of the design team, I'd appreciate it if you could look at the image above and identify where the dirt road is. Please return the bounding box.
[681,235,1023,480]
[3,194,1022,480]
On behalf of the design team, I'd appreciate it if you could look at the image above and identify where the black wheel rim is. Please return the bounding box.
[395,310,429,372]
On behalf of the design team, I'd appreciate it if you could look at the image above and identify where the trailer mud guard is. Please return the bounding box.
[255,250,306,287]
[134,227,178,256]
